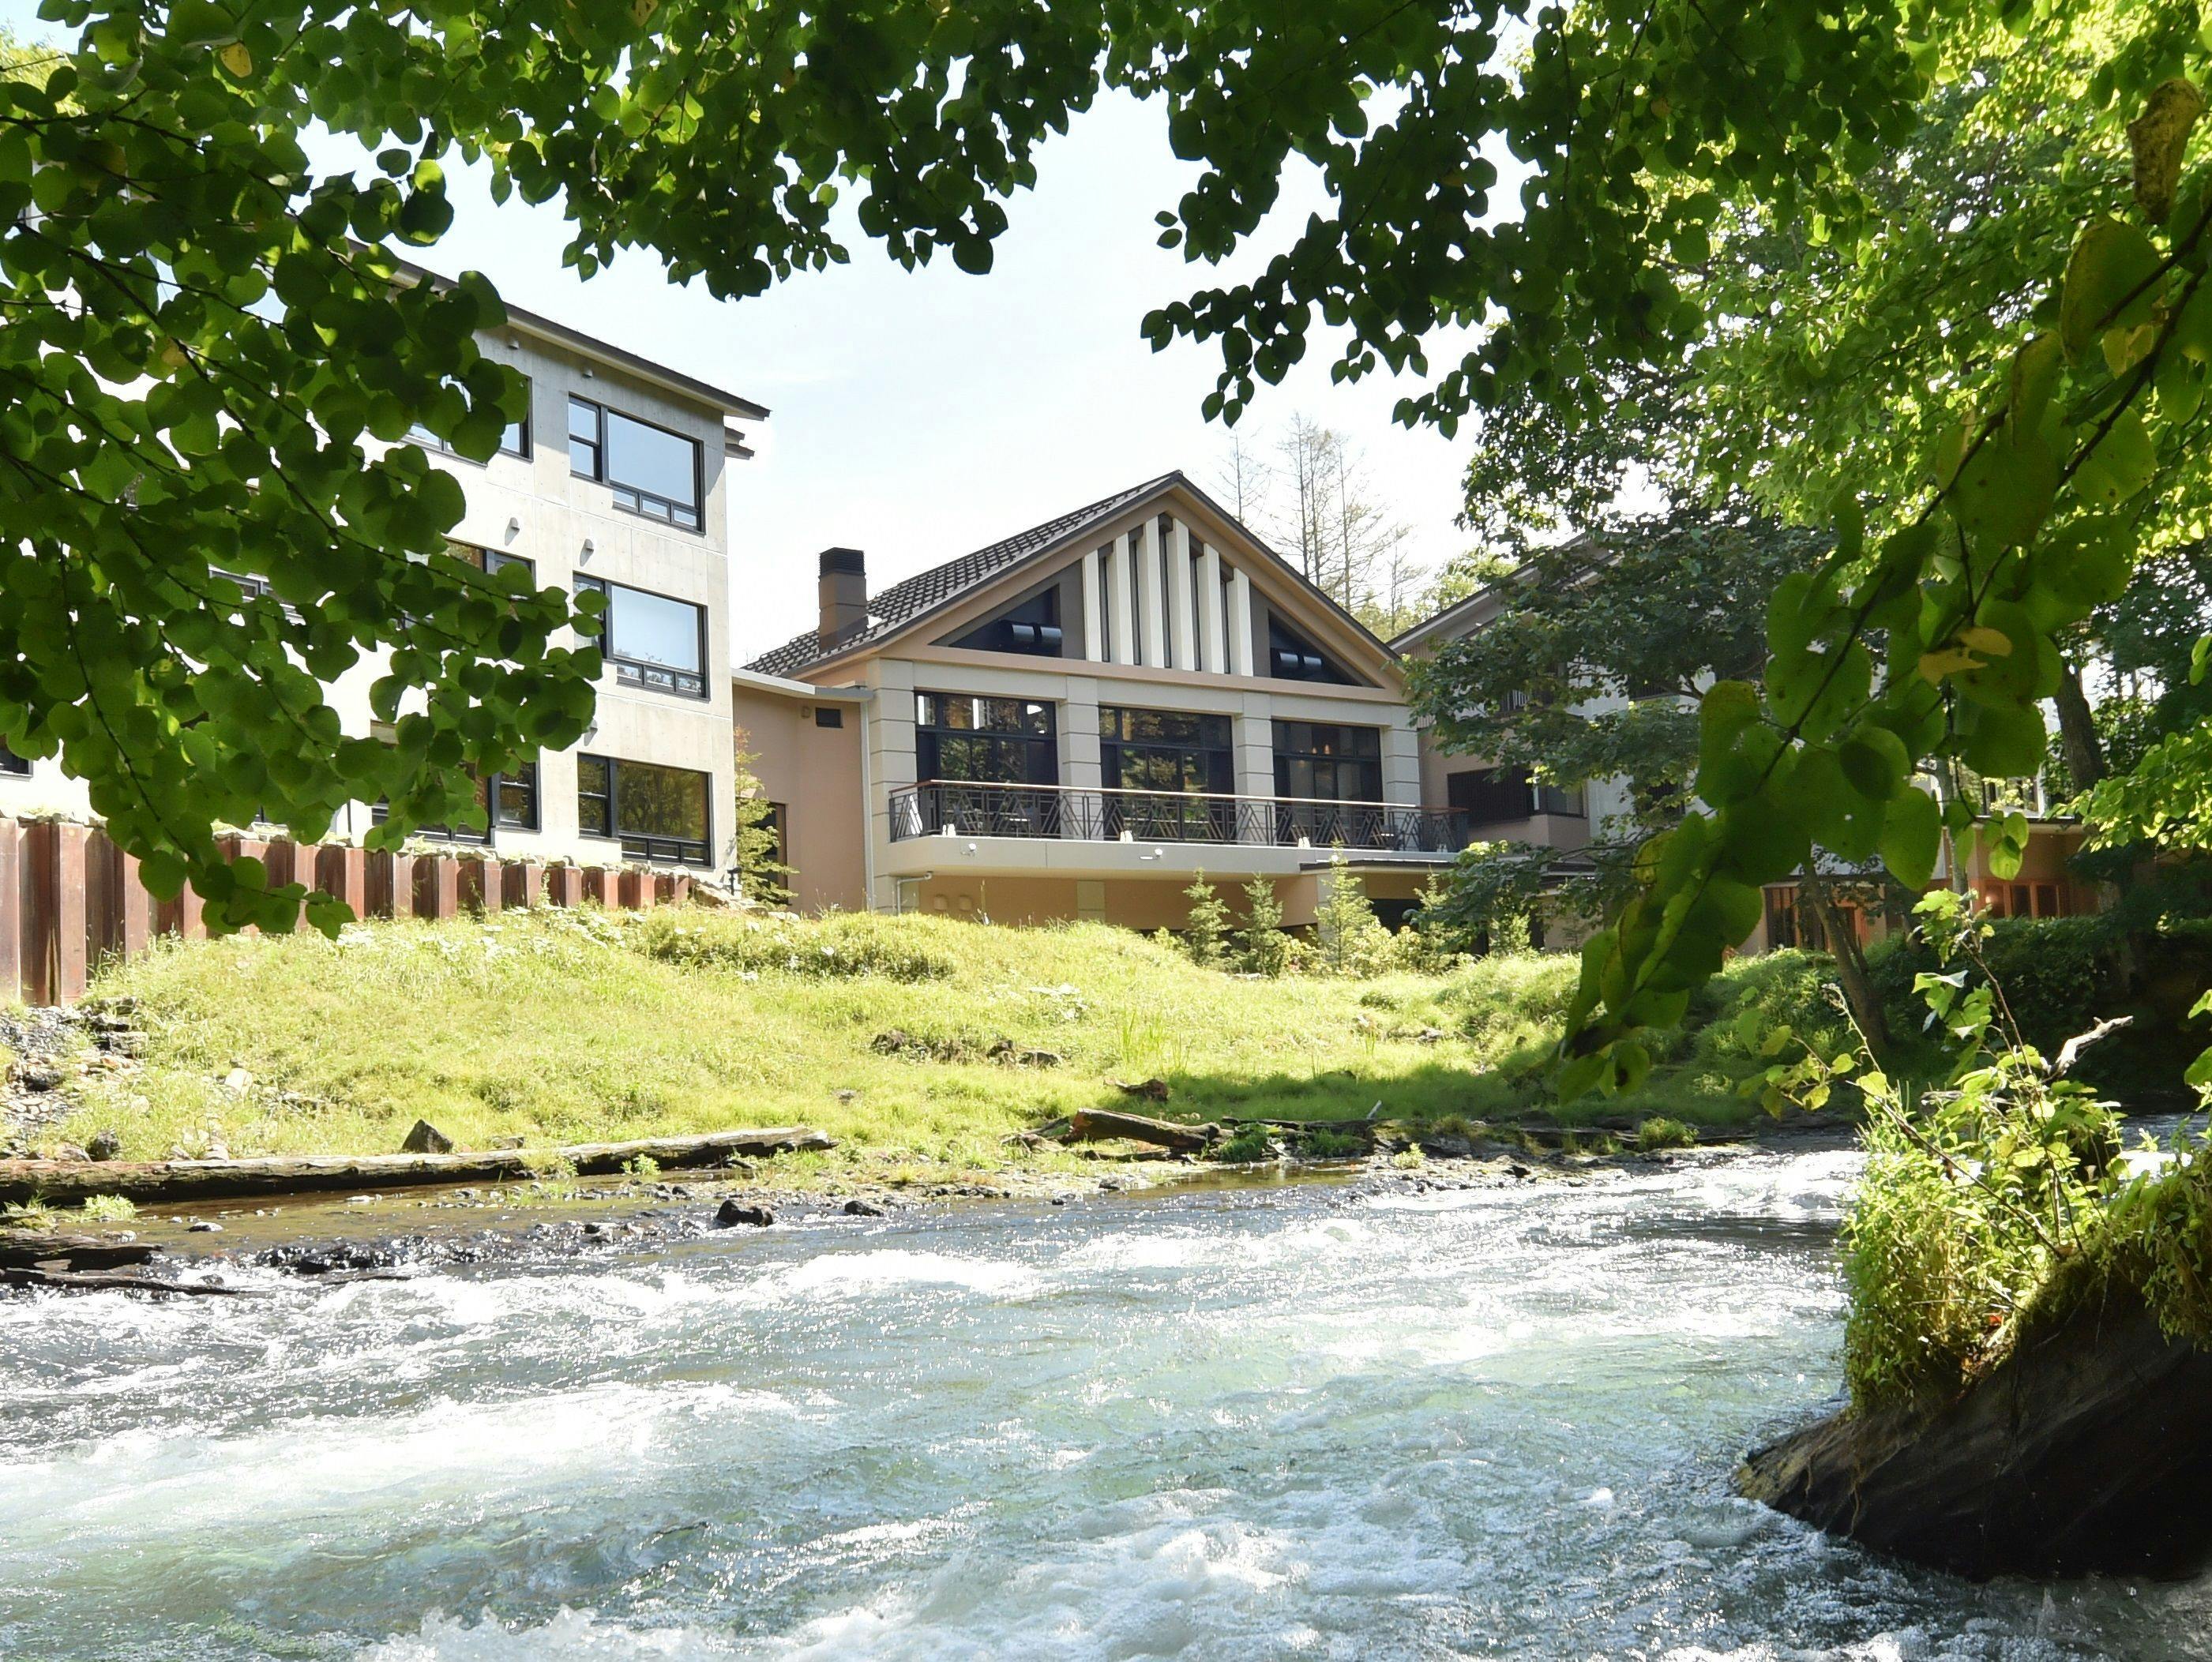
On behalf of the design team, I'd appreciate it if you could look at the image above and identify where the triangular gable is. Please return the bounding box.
[916,476,1397,688]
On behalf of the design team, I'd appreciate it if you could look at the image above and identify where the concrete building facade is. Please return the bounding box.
[1,279,766,874]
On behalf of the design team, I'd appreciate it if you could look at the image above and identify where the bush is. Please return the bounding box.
[1866,915,2112,1052]
[1301,1126,1366,1158]
[632,910,954,982]
[1634,1116,1697,1151]
[1214,1122,1276,1163]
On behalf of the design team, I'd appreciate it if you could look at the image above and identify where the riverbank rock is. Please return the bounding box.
[400,1120,454,1155]
[1739,1292,2212,1579]
[714,1200,776,1229]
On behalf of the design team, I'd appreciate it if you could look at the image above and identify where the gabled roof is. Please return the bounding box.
[746,472,1181,678]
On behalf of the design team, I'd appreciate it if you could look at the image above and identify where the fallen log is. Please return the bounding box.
[1065,1109,1217,1154]
[1739,1292,2212,1579]
[0,1127,836,1206]
[0,1232,160,1272]
[2,1265,268,1298]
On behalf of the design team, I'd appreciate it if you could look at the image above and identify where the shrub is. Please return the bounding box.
[1237,879,1293,977]
[1313,852,1395,977]
[1214,1122,1276,1163]
[1181,872,1232,970]
[1634,1116,1697,1151]
[79,1194,138,1222]
[1865,915,2112,1052]
[1301,1126,1366,1158]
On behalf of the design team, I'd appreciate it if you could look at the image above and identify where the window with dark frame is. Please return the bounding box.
[950,587,1065,658]
[407,377,533,460]
[572,576,708,699]
[1444,766,1586,824]
[814,706,843,729]
[567,395,703,531]
[1101,707,1234,795]
[1272,721,1382,801]
[370,760,539,843]
[915,694,1058,785]
[0,738,28,777]
[576,753,713,865]
[452,542,535,582]
[1267,618,1357,685]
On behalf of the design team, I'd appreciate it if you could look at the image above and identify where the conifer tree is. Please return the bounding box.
[1237,877,1291,978]
[1182,870,1231,969]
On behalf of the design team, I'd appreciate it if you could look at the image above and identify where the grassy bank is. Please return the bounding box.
[14,908,1853,1172]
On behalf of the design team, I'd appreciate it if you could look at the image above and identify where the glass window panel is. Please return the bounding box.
[609,585,704,673]
[577,755,612,835]
[606,411,700,518]
[615,760,709,843]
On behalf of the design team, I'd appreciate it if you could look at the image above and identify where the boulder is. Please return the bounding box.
[400,1120,454,1155]
[1740,1292,2212,1579]
[714,1199,776,1229]
[842,1198,888,1217]
[85,1131,122,1162]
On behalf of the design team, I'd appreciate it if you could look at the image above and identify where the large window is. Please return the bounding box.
[1445,767,1585,825]
[372,763,539,843]
[569,396,703,531]
[408,377,531,460]
[951,587,1065,658]
[1102,707,1233,794]
[915,694,1058,785]
[578,755,713,865]
[573,576,708,699]
[1273,722,1381,801]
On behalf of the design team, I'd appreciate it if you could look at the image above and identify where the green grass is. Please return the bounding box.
[34,907,1812,1170]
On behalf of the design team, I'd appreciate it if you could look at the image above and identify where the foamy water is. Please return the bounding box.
[2,1148,2206,1660]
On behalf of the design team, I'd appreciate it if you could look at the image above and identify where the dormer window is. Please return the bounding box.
[951,587,1065,658]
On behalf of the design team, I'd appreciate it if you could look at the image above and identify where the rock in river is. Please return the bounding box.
[1739,1292,2212,1579]
[714,1200,776,1229]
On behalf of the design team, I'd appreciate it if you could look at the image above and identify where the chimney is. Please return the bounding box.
[817,547,867,649]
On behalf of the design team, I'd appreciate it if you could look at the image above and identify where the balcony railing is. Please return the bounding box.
[888,781,1469,854]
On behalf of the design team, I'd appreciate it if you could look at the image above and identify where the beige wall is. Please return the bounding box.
[732,679,869,912]
[899,868,1424,932]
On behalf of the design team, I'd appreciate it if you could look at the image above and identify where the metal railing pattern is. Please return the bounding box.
[888,781,1470,854]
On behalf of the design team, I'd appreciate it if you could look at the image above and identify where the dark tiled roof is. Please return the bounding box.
[745,472,1181,679]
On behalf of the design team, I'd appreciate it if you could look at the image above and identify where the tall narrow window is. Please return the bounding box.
[568,396,703,530]
[573,576,708,698]
[577,754,712,865]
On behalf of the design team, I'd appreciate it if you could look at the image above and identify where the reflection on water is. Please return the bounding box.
[2,1145,2208,1660]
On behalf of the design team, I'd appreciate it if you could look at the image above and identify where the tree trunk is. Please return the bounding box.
[2052,658,2106,793]
[1804,873,1891,1060]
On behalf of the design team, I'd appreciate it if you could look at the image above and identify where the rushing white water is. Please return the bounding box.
[4,1146,2209,1660]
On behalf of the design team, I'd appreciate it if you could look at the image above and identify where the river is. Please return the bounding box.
[3,1144,2209,1660]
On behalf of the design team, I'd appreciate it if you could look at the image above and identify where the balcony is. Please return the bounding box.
[888,781,1469,854]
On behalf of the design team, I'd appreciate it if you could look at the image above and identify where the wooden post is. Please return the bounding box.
[415,854,459,921]
[459,854,501,914]
[668,873,690,906]
[85,828,122,968]
[619,869,653,910]
[157,882,206,941]
[505,860,543,910]
[0,817,19,1006]
[580,866,614,906]
[115,845,151,962]
[220,834,268,937]
[318,846,367,922]
[23,821,89,1005]
[546,865,580,908]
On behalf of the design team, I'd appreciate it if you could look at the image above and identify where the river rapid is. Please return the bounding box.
[4,1145,2210,1660]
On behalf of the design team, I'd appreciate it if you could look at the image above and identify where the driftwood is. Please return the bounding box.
[1065,1109,1217,1154]
[0,1232,160,1272]
[2,1265,267,1298]
[0,1126,836,1206]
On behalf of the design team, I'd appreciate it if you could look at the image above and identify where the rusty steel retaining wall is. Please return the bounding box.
[0,817,693,1007]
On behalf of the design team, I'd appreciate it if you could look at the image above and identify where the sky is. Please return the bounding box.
[1,9,1486,665]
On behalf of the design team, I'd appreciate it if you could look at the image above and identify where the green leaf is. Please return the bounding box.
[1951,431,2056,549]
[1839,726,1909,802]
[2074,410,2158,506]
[1879,787,1941,890]
[2060,219,2162,363]
[1958,700,2046,779]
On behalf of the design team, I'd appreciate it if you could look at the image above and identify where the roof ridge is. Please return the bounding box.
[742,471,1185,678]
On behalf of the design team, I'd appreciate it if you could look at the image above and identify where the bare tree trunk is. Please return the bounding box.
[2052,659,2105,793]
[1803,873,1891,1060]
